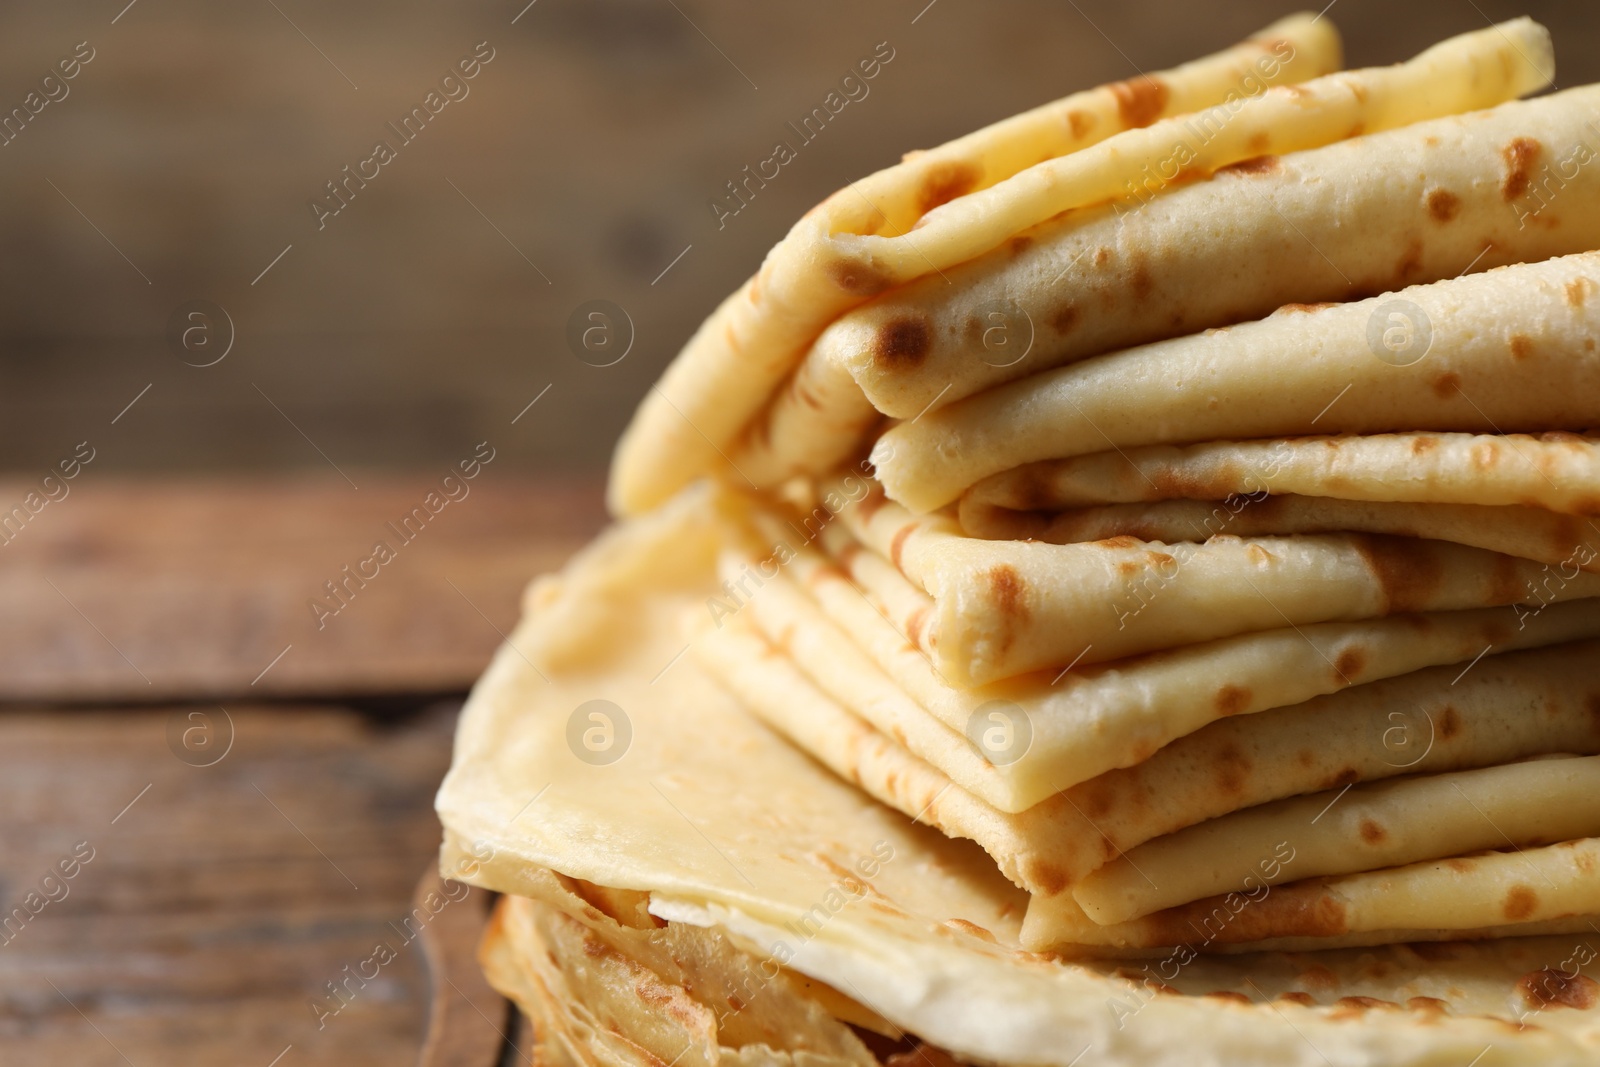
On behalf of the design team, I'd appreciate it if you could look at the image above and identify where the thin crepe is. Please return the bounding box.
[829,476,1600,685]
[1078,755,1600,924]
[1027,838,1600,956]
[607,16,1342,516]
[877,248,1600,513]
[959,494,1600,577]
[438,492,1600,1063]
[960,432,1600,518]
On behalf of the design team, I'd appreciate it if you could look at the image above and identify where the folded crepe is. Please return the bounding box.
[961,496,1600,577]
[877,248,1600,513]
[959,432,1600,517]
[608,18,1566,516]
[439,492,1600,1064]
[819,472,1600,686]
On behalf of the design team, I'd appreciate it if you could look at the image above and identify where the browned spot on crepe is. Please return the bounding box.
[1335,646,1367,682]
[1437,704,1462,741]
[1066,109,1094,140]
[1051,301,1081,334]
[1431,371,1462,399]
[1215,743,1251,796]
[941,918,998,942]
[890,523,917,570]
[1410,435,1439,455]
[1358,819,1387,845]
[1516,966,1593,1011]
[1565,277,1595,308]
[1502,884,1539,922]
[917,159,982,215]
[1214,684,1251,716]
[1108,76,1169,128]
[1501,137,1542,201]
[1143,883,1349,944]
[874,316,931,371]
[1355,535,1446,613]
[1395,238,1424,282]
[1022,858,1069,896]
[1426,188,1461,222]
[828,258,892,297]
[1510,333,1535,361]
[1279,301,1337,314]
[1219,155,1280,176]
[1519,968,1600,1010]
[1009,235,1034,256]
[987,564,1028,623]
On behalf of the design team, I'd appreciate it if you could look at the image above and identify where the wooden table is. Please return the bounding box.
[0,477,606,1065]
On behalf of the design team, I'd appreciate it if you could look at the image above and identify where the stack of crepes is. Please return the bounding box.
[438,15,1600,1066]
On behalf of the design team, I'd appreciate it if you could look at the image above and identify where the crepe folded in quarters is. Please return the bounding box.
[875,249,1600,513]
[817,472,1600,687]
[608,18,1571,515]
[960,432,1600,517]
[727,22,1583,491]
[960,495,1600,575]
[438,490,1600,1064]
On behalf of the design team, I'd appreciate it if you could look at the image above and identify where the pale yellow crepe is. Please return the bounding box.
[606,15,1346,516]
[827,475,1600,685]
[1027,838,1600,957]
[960,432,1600,518]
[877,249,1600,513]
[1078,755,1600,924]
[439,493,1600,1063]
[961,495,1600,576]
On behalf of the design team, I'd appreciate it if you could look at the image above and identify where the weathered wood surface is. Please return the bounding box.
[0,704,466,1066]
[0,476,606,704]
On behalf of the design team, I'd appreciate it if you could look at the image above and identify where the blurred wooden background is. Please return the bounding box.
[4,3,1600,1065]
[0,0,1596,480]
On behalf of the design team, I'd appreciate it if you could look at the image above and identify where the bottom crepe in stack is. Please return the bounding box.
[436,489,1600,1065]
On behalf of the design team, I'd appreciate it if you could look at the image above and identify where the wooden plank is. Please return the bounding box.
[0,703,464,1066]
[0,476,605,703]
